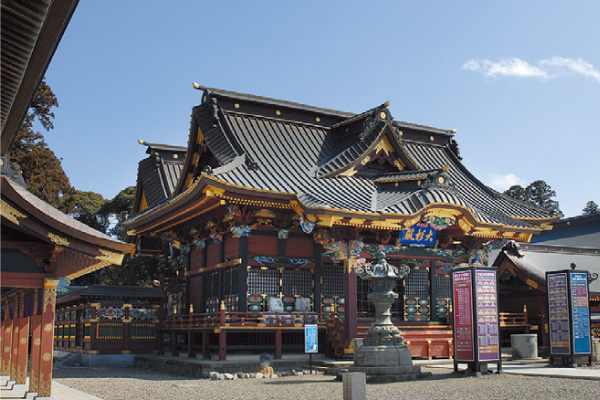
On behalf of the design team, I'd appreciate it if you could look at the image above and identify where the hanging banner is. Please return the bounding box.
[452,270,474,361]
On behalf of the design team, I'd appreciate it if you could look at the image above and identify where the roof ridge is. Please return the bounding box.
[195,83,355,118]
[195,83,454,134]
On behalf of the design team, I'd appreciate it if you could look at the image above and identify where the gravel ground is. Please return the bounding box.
[53,365,600,400]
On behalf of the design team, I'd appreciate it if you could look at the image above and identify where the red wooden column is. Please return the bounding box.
[1,303,14,378]
[202,331,210,359]
[344,258,358,344]
[218,329,227,360]
[28,289,42,397]
[170,331,179,356]
[33,278,59,398]
[187,331,196,358]
[9,293,21,385]
[275,330,282,359]
[14,291,30,387]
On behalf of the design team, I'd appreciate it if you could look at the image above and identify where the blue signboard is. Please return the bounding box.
[304,324,318,353]
[400,225,438,246]
[570,272,591,355]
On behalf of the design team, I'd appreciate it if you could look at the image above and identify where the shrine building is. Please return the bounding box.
[123,85,559,360]
[1,1,134,397]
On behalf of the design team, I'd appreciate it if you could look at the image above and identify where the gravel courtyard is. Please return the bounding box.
[53,365,600,400]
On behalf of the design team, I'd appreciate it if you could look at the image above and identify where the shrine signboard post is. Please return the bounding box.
[452,267,501,374]
[305,324,318,373]
[546,270,592,366]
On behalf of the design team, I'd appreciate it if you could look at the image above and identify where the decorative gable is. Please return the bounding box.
[316,103,419,178]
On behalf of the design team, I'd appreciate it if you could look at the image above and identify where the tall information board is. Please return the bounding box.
[452,267,501,373]
[546,270,592,364]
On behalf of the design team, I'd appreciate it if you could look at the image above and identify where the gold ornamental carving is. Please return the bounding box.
[48,232,70,247]
[19,337,26,344]
[0,199,27,225]
[44,323,53,332]
[39,371,52,397]
[96,249,124,265]
[16,365,26,384]
[34,338,41,346]
[43,287,57,309]
[42,352,52,362]
[3,346,9,353]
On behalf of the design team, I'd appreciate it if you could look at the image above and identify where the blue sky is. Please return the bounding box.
[43,1,599,218]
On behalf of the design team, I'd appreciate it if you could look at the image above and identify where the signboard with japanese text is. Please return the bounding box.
[452,269,474,361]
[400,225,438,246]
[475,269,500,361]
[570,272,591,355]
[304,324,318,353]
[546,270,592,357]
[547,272,571,355]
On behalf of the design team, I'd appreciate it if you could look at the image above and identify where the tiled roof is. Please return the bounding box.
[133,141,186,211]
[494,241,600,295]
[57,284,162,304]
[530,214,600,249]
[126,87,558,232]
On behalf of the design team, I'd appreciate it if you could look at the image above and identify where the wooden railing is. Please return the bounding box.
[162,310,333,330]
[499,306,529,328]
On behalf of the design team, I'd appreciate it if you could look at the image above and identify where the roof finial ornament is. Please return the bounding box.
[193,82,202,90]
[138,138,145,145]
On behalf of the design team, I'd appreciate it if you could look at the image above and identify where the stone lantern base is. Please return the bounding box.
[348,340,430,383]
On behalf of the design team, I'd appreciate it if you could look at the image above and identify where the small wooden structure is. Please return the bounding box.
[494,214,600,347]
[1,175,133,394]
[54,285,162,358]
[124,86,558,360]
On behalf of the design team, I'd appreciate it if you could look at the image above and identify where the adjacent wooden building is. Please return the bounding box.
[493,214,600,347]
[54,285,162,364]
[1,173,133,394]
[124,85,559,360]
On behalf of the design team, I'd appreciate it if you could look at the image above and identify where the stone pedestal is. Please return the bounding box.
[511,334,539,359]
[350,344,425,382]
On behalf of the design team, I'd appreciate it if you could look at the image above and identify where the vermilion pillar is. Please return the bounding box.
[33,278,59,398]
[14,292,30,386]
[28,290,42,397]
[275,330,282,359]
[9,295,21,384]
[1,303,13,378]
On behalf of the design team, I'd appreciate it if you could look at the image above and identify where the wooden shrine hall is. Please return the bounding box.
[1,1,133,397]
[124,85,559,360]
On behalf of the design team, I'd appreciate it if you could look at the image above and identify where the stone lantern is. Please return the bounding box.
[349,252,428,382]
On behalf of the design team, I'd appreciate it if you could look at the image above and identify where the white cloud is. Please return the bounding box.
[487,173,525,192]
[463,57,600,83]
[539,57,600,83]
[463,58,548,79]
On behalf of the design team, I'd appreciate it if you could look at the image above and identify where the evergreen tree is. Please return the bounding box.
[8,79,75,213]
[582,200,599,215]
[504,180,561,215]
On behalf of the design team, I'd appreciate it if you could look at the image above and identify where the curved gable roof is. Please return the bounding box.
[126,86,559,236]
